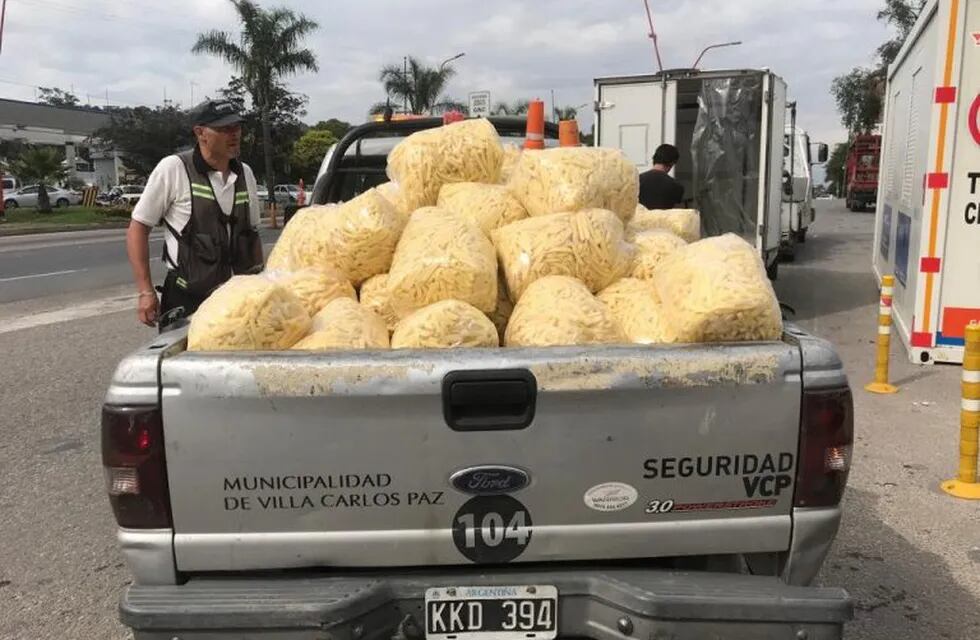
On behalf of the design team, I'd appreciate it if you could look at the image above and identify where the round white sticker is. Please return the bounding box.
[584,482,638,512]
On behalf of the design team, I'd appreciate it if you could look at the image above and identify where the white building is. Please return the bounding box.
[0,97,126,188]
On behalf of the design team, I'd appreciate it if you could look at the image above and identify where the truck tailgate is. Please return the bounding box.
[160,342,802,572]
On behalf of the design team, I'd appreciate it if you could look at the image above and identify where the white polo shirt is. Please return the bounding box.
[132,153,261,267]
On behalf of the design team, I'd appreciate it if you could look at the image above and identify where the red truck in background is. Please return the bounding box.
[845,134,881,212]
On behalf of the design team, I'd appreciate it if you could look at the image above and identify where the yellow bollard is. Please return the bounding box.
[865,275,899,394]
[941,323,980,500]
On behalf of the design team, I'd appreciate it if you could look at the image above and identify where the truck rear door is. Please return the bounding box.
[159,342,805,573]
[758,74,787,255]
[595,78,677,169]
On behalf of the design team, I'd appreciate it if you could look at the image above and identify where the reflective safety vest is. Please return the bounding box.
[162,149,261,298]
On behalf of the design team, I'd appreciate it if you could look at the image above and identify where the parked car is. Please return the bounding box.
[273,183,300,204]
[3,184,82,209]
[255,184,269,201]
[113,185,145,206]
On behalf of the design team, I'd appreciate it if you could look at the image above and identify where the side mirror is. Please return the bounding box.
[812,143,829,164]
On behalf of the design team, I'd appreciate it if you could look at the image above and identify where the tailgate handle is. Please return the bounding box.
[442,370,537,432]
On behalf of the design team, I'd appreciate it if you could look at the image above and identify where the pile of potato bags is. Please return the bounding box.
[187,118,781,352]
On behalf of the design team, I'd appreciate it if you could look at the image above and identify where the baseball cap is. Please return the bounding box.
[189,99,242,128]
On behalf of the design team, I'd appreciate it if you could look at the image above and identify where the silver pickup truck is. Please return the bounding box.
[103,118,855,639]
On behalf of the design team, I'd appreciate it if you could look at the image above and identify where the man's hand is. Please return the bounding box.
[138,292,159,327]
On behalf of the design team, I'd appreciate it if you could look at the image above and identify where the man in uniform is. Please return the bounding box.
[638,143,685,210]
[126,99,263,328]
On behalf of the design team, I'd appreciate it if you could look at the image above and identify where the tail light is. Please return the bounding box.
[794,387,854,508]
[101,405,172,528]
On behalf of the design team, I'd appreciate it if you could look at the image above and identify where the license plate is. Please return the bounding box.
[425,585,558,640]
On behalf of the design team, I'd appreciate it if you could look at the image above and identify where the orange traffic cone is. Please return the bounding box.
[524,99,545,150]
[559,120,580,147]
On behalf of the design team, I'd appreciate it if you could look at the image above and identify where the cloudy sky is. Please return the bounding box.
[2,0,893,147]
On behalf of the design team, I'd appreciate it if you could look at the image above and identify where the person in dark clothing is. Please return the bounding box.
[638,144,684,209]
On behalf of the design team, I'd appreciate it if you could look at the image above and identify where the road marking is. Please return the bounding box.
[0,293,135,335]
[0,269,84,282]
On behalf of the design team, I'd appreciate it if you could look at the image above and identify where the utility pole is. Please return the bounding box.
[403,56,409,114]
[0,0,7,56]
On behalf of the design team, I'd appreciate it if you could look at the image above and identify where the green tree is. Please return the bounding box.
[825,143,850,197]
[378,56,458,115]
[291,129,337,183]
[38,87,80,107]
[830,69,883,136]
[830,0,926,137]
[876,0,926,65]
[93,106,194,177]
[219,76,308,184]
[9,146,67,212]
[193,0,318,199]
[554,105,580,121]
[493,100,530,116]
[313,118,352,139]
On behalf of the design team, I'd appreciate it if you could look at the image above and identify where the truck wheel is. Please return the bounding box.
[3,199,17,209]
[766,259,779,280]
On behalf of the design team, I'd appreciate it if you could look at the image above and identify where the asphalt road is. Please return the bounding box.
[0,201,977,639]
[0,226,282,304]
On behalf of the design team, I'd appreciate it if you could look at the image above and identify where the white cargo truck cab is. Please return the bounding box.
[595,68,787,278]
[781,103,829,258]
[872,0,980,364]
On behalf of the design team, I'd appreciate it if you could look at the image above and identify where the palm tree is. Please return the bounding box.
[378,56,458,115]
[9,146,67,213]
[493,100,531,116]
[554,106,580,121]
[193,0,318,196]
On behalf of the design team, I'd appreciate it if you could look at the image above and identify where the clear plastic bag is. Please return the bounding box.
[499,143,522,184]
[387,211,498,316]
[358,273,399,332]
[263,267,356,317]
[597,278,676,344]
[493,209,634,302]
[652,233,782,342]
[264,206,320,271]
[508,147,639,221]
[629,207,701,243]
[387,118,504,211]
[187,275,311,351]
[629,229,687,280]
[487,271,514,337]
[292,298,390,350]
[263,188,405,286]
[375,181,411,221]
[437,182,528,236]
[505,275,625,347]
[391,300,499,349]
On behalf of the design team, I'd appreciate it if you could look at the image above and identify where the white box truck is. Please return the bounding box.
[594,68,787,278]
[872,0,980,364]
[781,103,829,259]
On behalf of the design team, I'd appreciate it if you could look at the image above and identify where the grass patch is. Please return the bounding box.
[2,206,130,226]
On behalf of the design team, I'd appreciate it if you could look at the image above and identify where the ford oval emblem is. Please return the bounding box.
[450,465,530,495]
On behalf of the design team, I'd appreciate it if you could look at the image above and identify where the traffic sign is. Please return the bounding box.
[469,91,491,118]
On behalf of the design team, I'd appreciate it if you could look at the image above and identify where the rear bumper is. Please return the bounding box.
[121,568,852,640]
[848,190,876,204]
